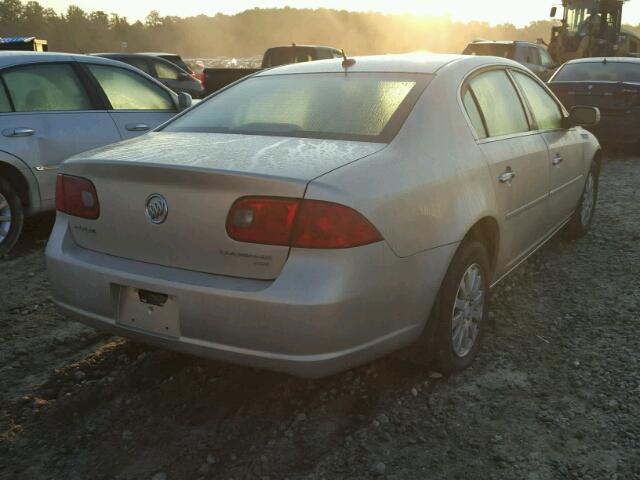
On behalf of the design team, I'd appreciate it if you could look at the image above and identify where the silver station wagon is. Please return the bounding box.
[46,54,601,378]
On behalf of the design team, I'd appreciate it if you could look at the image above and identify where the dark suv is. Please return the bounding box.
[463,40,557,80]
[93,53,204,98]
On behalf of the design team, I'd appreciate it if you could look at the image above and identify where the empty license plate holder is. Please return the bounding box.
[116,286,180,338]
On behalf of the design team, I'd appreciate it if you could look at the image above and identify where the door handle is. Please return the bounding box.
[2,127,35,138]
[552,154,564,166]
[498,167,516,184]
[125,123,150,132]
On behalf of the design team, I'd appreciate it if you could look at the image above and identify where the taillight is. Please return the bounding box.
[193,71,205,86]
[55,174,100,220]
[226,197,300,246]
[292,200,382,248]
[226,197,382,249]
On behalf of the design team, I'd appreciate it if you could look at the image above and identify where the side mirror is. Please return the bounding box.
[567,106,600,127]
[550,6,557,18]
[177,92,192,111]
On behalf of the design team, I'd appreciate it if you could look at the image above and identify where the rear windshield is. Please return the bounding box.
[163,73,431,143]
[463,44,515,59]
[553,62,640,82]
[263,47,320,67]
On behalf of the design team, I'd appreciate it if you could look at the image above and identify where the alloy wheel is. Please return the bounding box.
[0,192,12,244]
[451,263,485,358]
[581,171,596,227]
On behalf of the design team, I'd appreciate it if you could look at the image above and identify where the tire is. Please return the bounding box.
[433,240,491,375]
[0,177,24,256]
[564,161,599,240]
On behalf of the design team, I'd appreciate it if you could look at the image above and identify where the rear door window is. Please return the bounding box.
[527,47,541,65]
[462,89,487,139]
[124,58,152,75]
[87,64,174,110]
[0,82,11,112]
[467,70,530,138]
[2,63,92,112]
[152,60,180,80]
[540,49,555,68]
[512,71,564,130]
[160,55,190,73]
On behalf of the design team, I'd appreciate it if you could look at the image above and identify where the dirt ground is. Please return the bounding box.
[1,152,639,480]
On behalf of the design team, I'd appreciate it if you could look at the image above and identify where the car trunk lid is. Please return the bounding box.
[61,132,384,280]
[550,81,640,112]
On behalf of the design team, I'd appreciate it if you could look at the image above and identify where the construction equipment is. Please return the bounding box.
[548,0,640,63]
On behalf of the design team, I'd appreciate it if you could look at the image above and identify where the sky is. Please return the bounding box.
[38,0,640,26]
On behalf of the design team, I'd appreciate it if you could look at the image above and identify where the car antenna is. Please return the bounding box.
[341,49,356,69]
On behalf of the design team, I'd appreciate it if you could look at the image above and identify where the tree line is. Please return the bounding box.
[2,0,640,58]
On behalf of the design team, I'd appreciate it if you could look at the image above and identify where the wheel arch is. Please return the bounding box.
[461,216,500,276]
[0,155,41,216]
[592,148,603,174]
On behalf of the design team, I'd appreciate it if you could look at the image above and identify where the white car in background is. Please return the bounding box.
[0,52,191,254]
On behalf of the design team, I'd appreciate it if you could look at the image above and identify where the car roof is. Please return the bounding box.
[257,53,517,76]
[0,51,150,68]
[563,56,640,65]
[92,52,192,71]
[266,45,340,51]
[469,40,537,46]
[138,52,182,57]
[93,53,156,57]
[0,51,72,65]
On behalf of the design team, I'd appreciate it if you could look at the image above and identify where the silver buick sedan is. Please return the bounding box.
[46,54,601,378]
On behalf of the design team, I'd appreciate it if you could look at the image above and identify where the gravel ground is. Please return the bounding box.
[1,153,639,480]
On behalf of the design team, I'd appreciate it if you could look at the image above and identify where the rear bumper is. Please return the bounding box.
[46,215,455,377]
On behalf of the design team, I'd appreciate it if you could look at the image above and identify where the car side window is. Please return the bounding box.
[462,89,487,139]
[87,64,175,111]
[539,49,555,69]
[125,58,152,75]
[0,83,11,112]
[2,63,92,112]
[467,70,530,138]
[528,47,540,65]
[512,71,564,130]
[153,60,180,80]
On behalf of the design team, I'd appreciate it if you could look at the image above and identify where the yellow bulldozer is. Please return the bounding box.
[548,0,640,63]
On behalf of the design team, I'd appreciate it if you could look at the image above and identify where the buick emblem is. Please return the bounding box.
[145,194,169,225]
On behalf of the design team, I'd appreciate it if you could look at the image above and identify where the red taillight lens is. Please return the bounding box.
[55,174,100,220]
[227,197,301,246]
[226,197,382,249]
[291,200,382,249]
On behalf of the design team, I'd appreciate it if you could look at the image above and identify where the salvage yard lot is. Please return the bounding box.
[1,154,639,480]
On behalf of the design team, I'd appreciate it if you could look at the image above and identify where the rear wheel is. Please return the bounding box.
[433,240,491,374]
[0,178,24,255]
[565,161,599,240]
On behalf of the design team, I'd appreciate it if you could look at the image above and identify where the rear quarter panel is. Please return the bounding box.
[305,62,501,259]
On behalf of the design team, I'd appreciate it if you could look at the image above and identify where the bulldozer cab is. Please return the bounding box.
[549,0,639,63]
